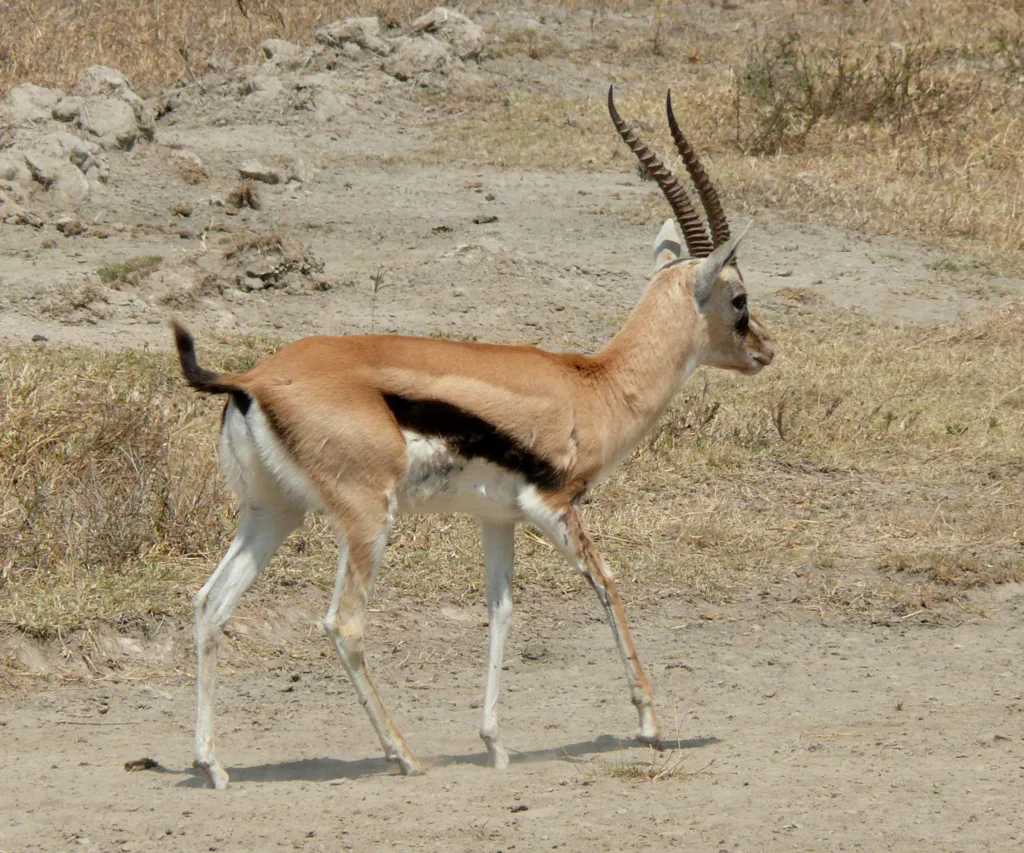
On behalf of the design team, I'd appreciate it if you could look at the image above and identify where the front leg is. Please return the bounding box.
[524,495,660,745]
[479,520,516,769]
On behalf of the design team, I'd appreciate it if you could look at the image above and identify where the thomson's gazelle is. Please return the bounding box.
[175,87,774,789]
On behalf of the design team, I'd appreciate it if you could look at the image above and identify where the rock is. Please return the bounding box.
[77,98,139,150]
[260,39,301,61]
[315,17,393,56]
[241,73,283,101]
[51,96,83,122]
[238,161,282,185]
[407,8,486,60]
[2,83,63,123]
[79,66,139,105]
[0,155,31,183]
[521,639,548,661]
[383,34,457,81]
[55,215,86,235]
[24,153,90,204]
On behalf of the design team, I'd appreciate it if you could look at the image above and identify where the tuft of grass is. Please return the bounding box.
[592,746,712,783]
[96,255,162,286]
[226,182,262,212]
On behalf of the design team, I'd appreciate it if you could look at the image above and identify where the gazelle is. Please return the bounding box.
[174,86,773,789]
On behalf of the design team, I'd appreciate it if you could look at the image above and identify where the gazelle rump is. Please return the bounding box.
[175,87,774,789]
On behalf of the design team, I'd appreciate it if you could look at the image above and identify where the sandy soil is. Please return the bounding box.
[3,4,1024,852]
[3,587,1023,852]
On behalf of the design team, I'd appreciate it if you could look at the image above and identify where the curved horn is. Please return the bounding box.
[607,86,713,258]
[666,90,730,247]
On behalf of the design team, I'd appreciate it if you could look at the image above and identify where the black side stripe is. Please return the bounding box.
[383,394,564,491]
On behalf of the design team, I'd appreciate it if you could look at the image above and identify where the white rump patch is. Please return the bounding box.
[219,397,324,514]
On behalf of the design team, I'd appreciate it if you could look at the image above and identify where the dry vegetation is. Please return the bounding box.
[0,0,443,97]
[4,1,1022,252]
[4,301,1023,635]
[429,0,1024,262]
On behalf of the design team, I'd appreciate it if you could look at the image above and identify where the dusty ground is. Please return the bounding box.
[3,3,1024,852]
[3,587,1024,852]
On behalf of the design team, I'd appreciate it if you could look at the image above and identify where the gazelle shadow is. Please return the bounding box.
[174,733,718,787]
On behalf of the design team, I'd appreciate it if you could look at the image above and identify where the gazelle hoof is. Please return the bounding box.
[195,758,230,790]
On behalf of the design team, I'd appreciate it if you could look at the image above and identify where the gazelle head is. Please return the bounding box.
[608,87,774,376]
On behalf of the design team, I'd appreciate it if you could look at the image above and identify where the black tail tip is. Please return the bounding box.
[170,320,194,353]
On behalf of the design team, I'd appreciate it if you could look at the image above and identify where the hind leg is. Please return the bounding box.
[194,507,301,789]
[324,511,423,775]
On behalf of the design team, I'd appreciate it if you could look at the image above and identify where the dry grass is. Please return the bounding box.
[0,0,454,98]
[426,0,1024,261]
[592,747,710,783]
[4,300,1024,636]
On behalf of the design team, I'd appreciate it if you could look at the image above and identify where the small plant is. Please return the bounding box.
[226,181,261,211]
[595,746,712,783]
[96,255,162,287]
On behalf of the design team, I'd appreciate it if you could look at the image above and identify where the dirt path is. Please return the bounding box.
[3,588,1023,852]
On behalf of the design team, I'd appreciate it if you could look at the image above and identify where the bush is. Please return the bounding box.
[733,33,971,154]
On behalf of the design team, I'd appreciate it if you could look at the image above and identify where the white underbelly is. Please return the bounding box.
[395,431,526,521]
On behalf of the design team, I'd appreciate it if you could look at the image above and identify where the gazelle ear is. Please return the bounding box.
[653,218,682,272]
[692,221,753,303]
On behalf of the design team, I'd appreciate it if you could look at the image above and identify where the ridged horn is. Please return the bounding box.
[607,86,714,258]
[666,89,730,247]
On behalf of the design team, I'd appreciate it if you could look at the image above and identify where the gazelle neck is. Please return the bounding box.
[588,268,705,472]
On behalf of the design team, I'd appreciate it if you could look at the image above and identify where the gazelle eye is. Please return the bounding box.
[732,294,747,311]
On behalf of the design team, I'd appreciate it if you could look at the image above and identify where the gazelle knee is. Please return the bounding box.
[324,612,365,669]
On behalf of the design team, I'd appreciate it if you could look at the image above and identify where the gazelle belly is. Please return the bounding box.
[395,431,526,521]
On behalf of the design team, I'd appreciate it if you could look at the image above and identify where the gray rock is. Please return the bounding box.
[52,97,83,123]
[0,155,31,183]
[241,73,283,101]
[79,66,139,105]
[383,34,457,81]
[77,98,139,150]
[238,160,282,185]
[407,8,486,60]
[260,39,301,61]
[3,83,63,124]
[24,153,90,204]
[315,17,393,56]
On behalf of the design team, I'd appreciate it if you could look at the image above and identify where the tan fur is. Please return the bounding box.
[212,259,772,499]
